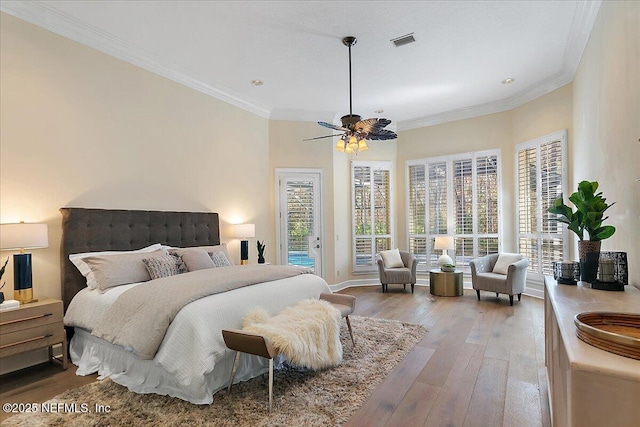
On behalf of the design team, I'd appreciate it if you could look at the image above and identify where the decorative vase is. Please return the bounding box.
[578,240,601,283]
[258,256,265,264]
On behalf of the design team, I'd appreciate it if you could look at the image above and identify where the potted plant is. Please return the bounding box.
[547,180,616,279]
[256,240,266,264]
[0,257,8,304]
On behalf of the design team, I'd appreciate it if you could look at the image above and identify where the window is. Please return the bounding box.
[352,161,393,272]
[516,130,567,280]
[406,150,501,272]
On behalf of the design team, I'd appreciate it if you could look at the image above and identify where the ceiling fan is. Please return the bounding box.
[304,36,397,154]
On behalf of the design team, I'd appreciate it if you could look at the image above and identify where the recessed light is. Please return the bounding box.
[375,109,384,114]
[501,77,515,85]
[251,80,264,86]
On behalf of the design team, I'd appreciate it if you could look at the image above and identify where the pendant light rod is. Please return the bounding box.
[342,36,357,117]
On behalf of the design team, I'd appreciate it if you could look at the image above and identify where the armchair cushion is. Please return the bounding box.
[380,249,404,268]
[492,253,524,275]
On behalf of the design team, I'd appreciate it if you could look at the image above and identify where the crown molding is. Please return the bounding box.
[0,1,272,119]
[563,0,602,78]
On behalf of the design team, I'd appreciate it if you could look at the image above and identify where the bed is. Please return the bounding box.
[60,207,331,404]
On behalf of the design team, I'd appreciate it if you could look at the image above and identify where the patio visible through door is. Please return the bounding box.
[276,169,323,277]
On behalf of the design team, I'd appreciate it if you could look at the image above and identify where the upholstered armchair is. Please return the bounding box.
[376,249,417,293]
[470,253,529,306]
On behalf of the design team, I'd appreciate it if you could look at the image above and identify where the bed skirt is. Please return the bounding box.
[70,328,280,404]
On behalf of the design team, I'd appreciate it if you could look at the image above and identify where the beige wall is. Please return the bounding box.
[572,0,640,287]
[268,120,336,282]
[0,13,271,304]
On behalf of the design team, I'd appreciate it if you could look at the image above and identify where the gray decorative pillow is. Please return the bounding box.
[210,251,231,268]
[180,249,216,271]
[143,254,181,280]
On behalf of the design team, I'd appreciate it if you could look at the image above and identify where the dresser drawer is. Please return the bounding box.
[0,323,65,358]
[0,300,63,334]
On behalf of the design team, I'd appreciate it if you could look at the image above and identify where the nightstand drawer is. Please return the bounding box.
[0,323,65,358]
[0,301,63,334]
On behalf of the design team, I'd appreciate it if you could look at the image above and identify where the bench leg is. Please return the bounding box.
[268,358,273,412]
[228,351,240,393]
[346,315,355,346]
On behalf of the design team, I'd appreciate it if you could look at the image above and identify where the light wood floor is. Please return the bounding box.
[1,285,551,426]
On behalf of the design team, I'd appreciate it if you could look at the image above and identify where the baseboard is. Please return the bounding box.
[330,278,544,300]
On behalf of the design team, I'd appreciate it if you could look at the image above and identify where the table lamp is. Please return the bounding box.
[0,222,49,304]
[233,223,255,265]
[434,236,455,267]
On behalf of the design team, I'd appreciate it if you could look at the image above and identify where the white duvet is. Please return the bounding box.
[64,273,331,404]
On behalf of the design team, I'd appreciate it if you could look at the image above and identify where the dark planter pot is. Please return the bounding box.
[258,256,265,264]
[579,240,601,283]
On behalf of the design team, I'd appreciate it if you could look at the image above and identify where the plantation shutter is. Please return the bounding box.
[406,150,501,273]
[476,155,500,256]
[453,158,474,267]
[516,131,567,280]
[352,161,393,272]
[285,179,317,271]
[408,164,428,270]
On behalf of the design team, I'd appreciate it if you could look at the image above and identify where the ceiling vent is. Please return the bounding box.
[391,33,416,47]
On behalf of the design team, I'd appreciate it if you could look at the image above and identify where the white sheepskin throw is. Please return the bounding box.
[242,299,343,370]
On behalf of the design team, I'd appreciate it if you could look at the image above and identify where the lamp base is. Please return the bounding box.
[437,254,453,267]
[240,260,248,265]
[14,288,37,304]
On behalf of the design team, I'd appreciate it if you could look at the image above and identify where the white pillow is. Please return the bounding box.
[69,243,163,289]
[380,249,405,268]
[492,253,523,275]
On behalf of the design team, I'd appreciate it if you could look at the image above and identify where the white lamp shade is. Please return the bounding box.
[232,223,255,239]
[434,236,454,251]
[0,223,49,250]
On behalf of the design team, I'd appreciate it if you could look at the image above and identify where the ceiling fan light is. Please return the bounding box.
[335,139,346,152]
[358,139,369,151]
[347,135,359,149]
[345,145,354,154]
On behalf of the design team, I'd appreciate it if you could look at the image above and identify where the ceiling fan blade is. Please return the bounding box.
[363,129,398,140]
[318,121,349,132]
[303,134,341,141]
[353,118,392,133]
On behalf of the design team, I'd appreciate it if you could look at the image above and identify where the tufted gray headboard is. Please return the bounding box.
[60,207,220,312]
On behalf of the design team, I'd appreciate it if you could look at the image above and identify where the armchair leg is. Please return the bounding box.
[496,293,499,298]
[403,284,406,290]
[518,293,522,301]
[509,295,514,306]
[381,284,385,293]
[476,290,480,300]
[411,284,414,293]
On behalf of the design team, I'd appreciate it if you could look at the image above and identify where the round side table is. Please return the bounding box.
[429,269,463,297]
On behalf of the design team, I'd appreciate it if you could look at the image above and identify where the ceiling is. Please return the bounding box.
[2,1,601,130]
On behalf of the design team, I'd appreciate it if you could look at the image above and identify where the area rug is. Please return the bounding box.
[4,316,426,427]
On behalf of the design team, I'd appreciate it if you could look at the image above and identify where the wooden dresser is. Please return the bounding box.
[544,277,640,427]
[0,298,68,369]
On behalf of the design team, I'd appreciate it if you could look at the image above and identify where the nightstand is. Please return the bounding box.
[0,298,68,370]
